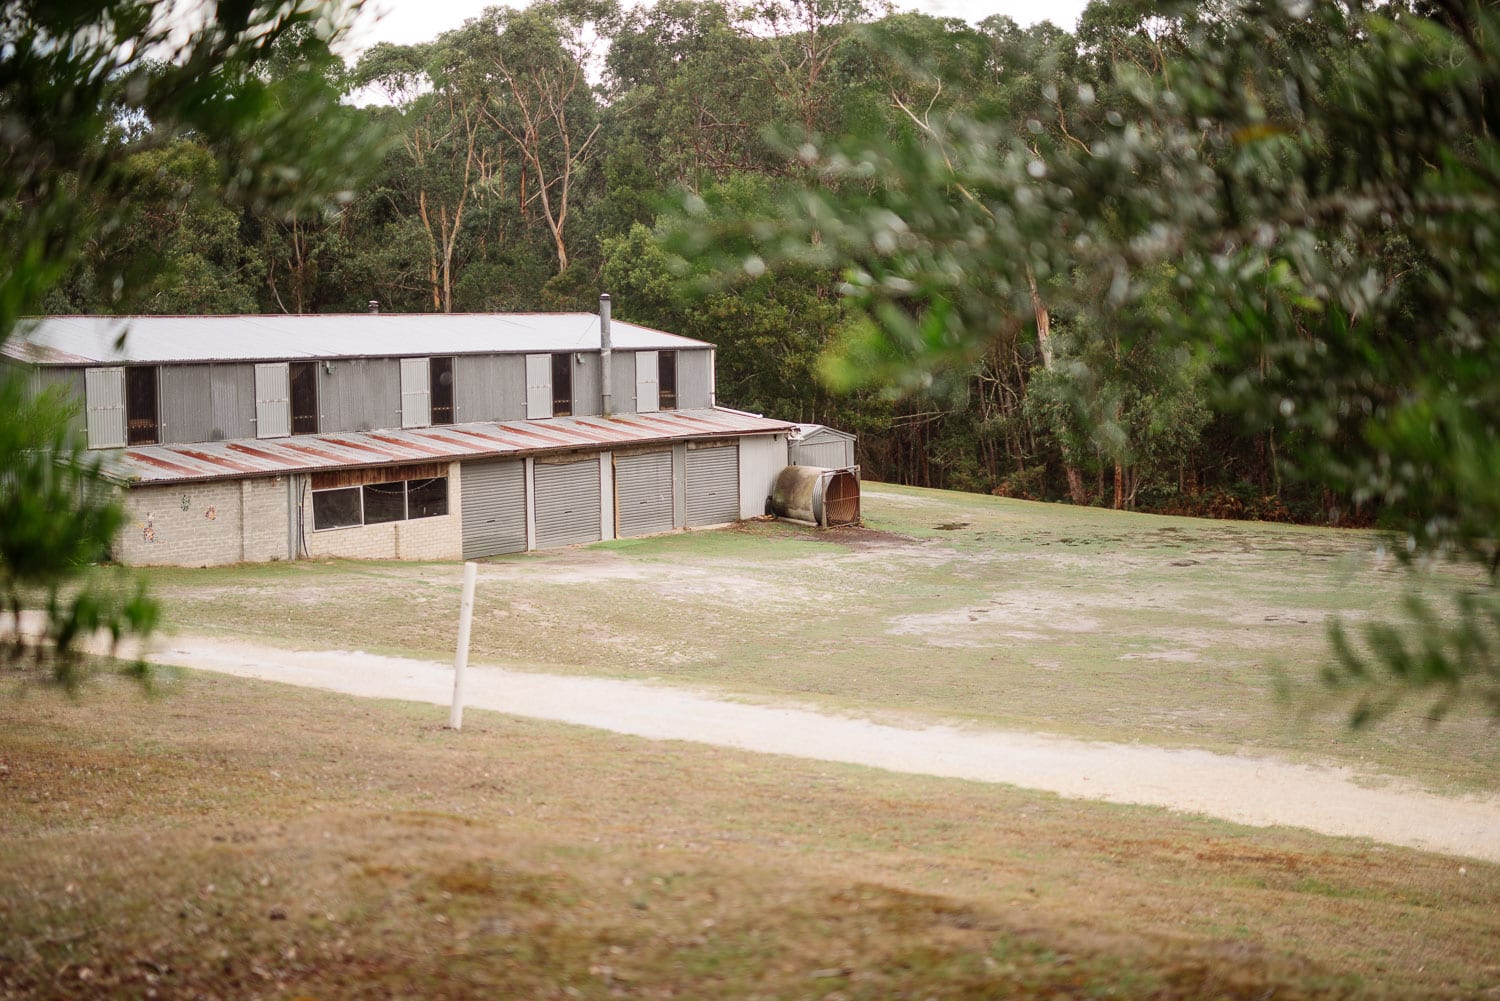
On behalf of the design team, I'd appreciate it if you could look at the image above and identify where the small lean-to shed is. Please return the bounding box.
[788,424,856,469]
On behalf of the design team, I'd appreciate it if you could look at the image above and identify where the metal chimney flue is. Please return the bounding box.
[368,300,380,314]
[599,293,613,416]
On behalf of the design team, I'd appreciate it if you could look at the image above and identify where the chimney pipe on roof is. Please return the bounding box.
[600,293,613,416]
[368,300,380,314]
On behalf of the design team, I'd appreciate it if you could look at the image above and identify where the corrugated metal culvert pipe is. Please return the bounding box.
[770,465,861,527]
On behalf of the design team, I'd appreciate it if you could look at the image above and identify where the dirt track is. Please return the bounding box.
[146,633,1500,864]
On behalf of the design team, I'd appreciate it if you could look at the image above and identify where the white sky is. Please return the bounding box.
[342,0,1089,53]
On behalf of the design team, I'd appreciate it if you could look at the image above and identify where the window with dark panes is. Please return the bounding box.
[362,481,407,524]
[658,351,677,410]
[312,487,361,529]
[290,361,319,434]
[430,357,455,425]
[125,365,159,445]
[552,352,572,417]
[407,477,449,518]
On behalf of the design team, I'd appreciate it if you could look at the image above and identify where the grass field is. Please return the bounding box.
[4,485,1497,1000]
[142,483,1497,792]
[3,672,1497,1000]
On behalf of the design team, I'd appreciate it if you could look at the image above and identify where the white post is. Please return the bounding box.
[449,561,478,730]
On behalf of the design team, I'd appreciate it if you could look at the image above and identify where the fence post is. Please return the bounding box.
[449,561,478,730]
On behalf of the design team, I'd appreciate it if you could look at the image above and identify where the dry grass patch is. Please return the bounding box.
[2,671,1496,1000]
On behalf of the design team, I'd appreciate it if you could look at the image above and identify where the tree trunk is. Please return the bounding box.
[1027,264,1089,505]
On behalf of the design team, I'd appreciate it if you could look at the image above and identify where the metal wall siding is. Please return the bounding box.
[321,358,399,433]
[525,353,552,419]
[209,364,255,440]
[685,443,740,527]
[29,366,86,437]
[572,352,601,418]
[614,450,674,537]
[400,357,431,428]
[160,365,214,443]
[460,458,527,558]
[677,349,713,410]
[635,350,659,414]
[455,355,522,423]
[85,366,126,448]
[790,440,853,468]
[534,458,602,549]
[610,352,637,414]
[254,363,290,438]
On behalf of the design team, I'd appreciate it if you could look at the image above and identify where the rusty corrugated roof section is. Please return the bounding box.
[106,408,792,486]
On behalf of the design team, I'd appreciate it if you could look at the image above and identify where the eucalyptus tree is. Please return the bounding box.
[459,0,617,276]
[681,0,1500,722]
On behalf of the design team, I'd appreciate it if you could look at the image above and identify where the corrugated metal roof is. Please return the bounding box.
[104,408,793,486]
[6,312,710,366]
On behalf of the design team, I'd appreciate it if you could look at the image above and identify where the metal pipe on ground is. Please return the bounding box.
[770,465,861,527]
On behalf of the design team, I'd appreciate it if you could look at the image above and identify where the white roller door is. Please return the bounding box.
[615,450,674,538]
[461,459,526,559]
[535,458,601,549]
[686,443,739,527]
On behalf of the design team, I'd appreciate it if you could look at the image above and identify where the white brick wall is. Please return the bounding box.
[117,479,267,567]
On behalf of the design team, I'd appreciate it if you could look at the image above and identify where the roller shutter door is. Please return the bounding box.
[686,444,739,527]
[615,450,674,538]
[461,459,526,559]
[535,458,601,549]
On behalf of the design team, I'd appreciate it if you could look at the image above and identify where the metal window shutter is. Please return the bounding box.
[634,350,659,414]
[534,458,601,549]
[254,362,291,439]
[461,459,527,559]
[400,357,431,428]
[525,353,552,420]
[85,367,126,449]
[686,444,739,527]
[614,450,674,538]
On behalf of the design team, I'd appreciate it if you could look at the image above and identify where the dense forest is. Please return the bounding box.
[26,0,1446,523]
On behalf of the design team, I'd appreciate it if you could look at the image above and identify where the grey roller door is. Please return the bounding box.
[535,458,601,549]
[686,444,739,527]
[615,450,674,538]
[461,459,526,559]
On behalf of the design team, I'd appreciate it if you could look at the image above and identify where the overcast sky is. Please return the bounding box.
[341,0,1090,52]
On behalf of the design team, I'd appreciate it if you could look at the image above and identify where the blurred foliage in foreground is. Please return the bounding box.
[0,0,384,689]
[673,0,1500,726]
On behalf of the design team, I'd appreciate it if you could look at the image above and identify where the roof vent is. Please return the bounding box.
[368,300,380,314]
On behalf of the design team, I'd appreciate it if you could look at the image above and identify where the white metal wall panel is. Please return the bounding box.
[525,353,552,420]
[461,458,527,559]
[737,433,786,519]
[534,458,601,549]
[401,357,431,428]
[615,450,675,538]
[84,367,126,448]
[677,349,713,410]
[686,443,740,527]
[635,350,659,414]
[254,363,290,439]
